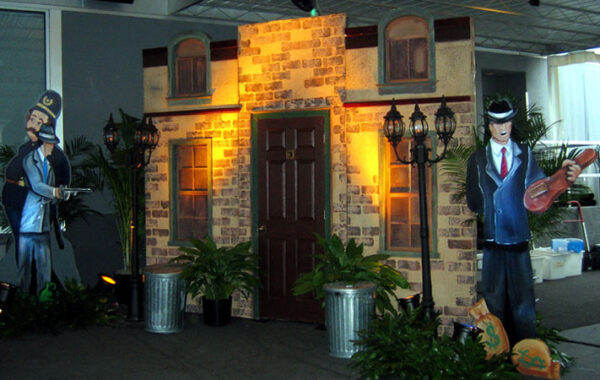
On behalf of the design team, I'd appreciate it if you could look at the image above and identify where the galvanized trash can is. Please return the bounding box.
[143,263,187,333]
[324,282,376,358]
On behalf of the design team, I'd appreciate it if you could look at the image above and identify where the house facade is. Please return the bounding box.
[142,12,477,334]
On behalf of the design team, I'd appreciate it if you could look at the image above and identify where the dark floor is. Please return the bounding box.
[0,315,355,380]
[0,270,598,379]
[535,270,600,330]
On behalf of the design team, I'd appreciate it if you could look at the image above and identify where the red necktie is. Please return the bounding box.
[500,147,508,179]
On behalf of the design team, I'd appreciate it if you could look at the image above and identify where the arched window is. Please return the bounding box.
[378,11,436,94]
[386,17,429,82]
[175,39,207,96]
[168,32,211,101]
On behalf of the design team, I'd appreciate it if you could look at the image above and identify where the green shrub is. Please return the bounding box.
[0,280,116,338]
[350,309,518,380]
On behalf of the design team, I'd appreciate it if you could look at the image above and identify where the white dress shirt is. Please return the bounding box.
[490,139,513,176]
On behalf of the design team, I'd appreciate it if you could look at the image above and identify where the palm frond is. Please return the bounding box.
[65,136,96,159]
[0,144,17,181]
[441,143,474,203]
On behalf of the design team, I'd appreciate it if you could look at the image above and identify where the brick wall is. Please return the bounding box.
[341,101,477,333]
[237,13,350,237]
[144,111,255,316]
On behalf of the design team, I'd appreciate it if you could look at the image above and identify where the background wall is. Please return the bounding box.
[60,12,237,284]
[475,50,549,128]
[62,11,238,213]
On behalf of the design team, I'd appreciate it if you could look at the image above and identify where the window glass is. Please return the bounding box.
[386,139,433,252]
[173,140,211,241]
[0,10,45,146]
[385,16,429,83]
[175,38,207,97]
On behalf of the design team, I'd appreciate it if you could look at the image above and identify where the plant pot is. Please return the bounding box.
[202,296,232,326]
[324,282,376,359]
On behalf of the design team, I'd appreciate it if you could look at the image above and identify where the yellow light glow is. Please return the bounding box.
[353,130,379,184]
[101,275,117,285]
[463,5,522,16]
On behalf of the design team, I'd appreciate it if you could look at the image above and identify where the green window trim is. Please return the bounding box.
[379,130,439,258]
[168,138,213,246]
[377,9,437,95]
[167,31,212,105]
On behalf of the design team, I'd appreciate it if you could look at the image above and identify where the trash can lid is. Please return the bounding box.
[323,281,376,291]
[143,263,184,274]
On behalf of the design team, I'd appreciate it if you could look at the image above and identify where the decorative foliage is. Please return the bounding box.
[171,237,260,300]
[0,144,16,180]
[86,110,146,272]
[350,308,518,379]
[292,234,409,314]
[58,136,103,226]
[0,280,116,338]
[441,140,476,204]
[0,144,15,231]
[536,313,575,374]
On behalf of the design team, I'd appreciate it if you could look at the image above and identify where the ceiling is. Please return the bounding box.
[176,0,599,56]
[6,0,600,55]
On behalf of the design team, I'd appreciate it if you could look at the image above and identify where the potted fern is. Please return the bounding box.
[293,233,409,358]
[170,237,259,326]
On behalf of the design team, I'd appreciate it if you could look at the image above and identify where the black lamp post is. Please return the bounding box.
[383,96,456,318]
[103,113,159,322]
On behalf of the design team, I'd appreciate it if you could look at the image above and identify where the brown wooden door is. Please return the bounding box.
[256,114,326,323]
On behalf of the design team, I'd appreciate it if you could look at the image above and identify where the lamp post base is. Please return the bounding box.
[127,276,143,322]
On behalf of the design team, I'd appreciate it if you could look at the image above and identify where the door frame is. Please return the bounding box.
[250,109,332,319]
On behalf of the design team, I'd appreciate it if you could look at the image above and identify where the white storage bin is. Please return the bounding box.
[476,252,483,284]
[531,248,553,283]
[476,252,483,270]
[542,252,568,280]
[564,252,583,277]
[531,255,545,283]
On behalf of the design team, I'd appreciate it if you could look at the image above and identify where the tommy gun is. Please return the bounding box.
[58,185,92,199]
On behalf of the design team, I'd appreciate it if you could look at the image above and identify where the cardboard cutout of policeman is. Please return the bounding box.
[0,90,80,295]
[466,99,582,344]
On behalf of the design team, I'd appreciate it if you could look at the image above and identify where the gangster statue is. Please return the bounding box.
[466,98,583,344]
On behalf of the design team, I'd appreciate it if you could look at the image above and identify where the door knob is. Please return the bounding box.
[258,225,266,232]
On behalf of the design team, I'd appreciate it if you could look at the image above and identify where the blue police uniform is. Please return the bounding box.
[17,146,58,295]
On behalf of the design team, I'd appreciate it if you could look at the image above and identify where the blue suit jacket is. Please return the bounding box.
[466,140,546,244]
